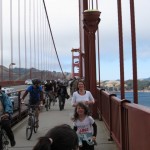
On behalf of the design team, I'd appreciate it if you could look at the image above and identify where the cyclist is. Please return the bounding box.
[44,80,55,107]
[0,85,16,147]
[21,79,43,127]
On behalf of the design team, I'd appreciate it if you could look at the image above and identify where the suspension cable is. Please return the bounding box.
[42,0,65,78]
[37,0,39,71]
[96,1,101,87]
[29,0,32,79]
[0,0,3,80]
[24,0,27,76]
[33,0,36,69]
[10,0,13,69]
[18,0,21,79]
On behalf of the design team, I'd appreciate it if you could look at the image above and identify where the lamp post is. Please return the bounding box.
[9,63,15,81]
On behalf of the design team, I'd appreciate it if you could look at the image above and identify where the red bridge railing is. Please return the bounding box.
[96,88,150,150]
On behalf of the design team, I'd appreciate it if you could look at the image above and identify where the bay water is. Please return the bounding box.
[115,92,150,107]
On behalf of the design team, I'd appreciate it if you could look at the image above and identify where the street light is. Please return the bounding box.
[9,63,15,81]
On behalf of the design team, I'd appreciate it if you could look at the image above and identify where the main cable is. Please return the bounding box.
[43,0,65,79]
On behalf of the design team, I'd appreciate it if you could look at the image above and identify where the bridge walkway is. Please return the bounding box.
[10,98,117,150]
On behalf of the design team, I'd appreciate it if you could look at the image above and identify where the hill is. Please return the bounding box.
[0,65,71,80]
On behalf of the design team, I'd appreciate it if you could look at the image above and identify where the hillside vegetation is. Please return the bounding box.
[100,78,150,91]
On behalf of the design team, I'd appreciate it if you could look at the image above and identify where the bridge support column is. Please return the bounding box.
[83,10,100,118]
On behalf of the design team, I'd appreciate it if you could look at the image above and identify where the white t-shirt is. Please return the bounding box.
[71,90,94,106]
[73,116,95,145]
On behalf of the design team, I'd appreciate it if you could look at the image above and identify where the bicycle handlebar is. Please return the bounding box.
[23,103,40,107]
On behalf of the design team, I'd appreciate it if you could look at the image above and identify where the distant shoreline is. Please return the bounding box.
[111,90,150,93]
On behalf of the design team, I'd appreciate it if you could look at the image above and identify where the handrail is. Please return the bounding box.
[96,88,150,150]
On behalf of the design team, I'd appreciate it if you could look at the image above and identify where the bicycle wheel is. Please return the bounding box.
[1,130,9,150]
[26,116,33,140]
[34,116,39,133]
[45,95,49,111]
[49,98,52,109]
[52,95,56,106]
[52,99,55,106]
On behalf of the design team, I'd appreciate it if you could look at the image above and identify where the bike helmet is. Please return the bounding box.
[32,79,41,85]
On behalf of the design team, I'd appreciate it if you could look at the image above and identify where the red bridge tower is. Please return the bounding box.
[71,48,80,78]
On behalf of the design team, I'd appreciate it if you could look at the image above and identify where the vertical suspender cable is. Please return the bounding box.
[43,3,45,76]
[117,0,125,99]
[46,23,48,77]
[46,23,48,78]
[88,0,90,9]
[33,0,36,70]
[29,0,32,79]
[45,8,47,77]
[44,10,46,77]
[43,0,65,78]
[0,0,3,81]
[37,0,39,73]
[24,0,27,79]
[18,0,21,79]
[130,0,138,103]
[39,0,42,78]
[43,5,45,79]
[91,0,93,9]
[96,0,100,88]
[10,0,13,76]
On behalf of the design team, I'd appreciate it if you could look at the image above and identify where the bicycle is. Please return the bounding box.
[45,92,51,111]
[25,104,39,140]
[51,92,57,107]
[45,92,56,111]
[0,121,9,150]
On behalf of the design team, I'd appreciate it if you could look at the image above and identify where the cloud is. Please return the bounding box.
[1,0,150,80]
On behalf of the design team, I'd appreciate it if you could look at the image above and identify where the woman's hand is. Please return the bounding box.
[92,136,96,141]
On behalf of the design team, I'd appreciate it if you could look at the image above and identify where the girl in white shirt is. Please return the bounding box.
[72,102,97,150]
[72,80,95,107]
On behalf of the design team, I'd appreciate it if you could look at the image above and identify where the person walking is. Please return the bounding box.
[33,124,78,150]
[0,85,16,147]
[21,79,43,127]
[72,102,97,150]
[57,82,69,111]
[71,80,95,108]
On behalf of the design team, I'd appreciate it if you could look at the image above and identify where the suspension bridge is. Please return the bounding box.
[0,0,150,150]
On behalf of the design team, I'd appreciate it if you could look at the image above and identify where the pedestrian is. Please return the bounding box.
[72,102,97,150]
[57,81,69,111]
[70,77,78,96]
[33,124,78,150]
[21,79,43,127]
[71,80,95,109]
[0,85,16,147]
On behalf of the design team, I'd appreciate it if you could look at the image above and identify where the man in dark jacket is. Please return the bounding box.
[0,85,16,147]
[57,82,69,111]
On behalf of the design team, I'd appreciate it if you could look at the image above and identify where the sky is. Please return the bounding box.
[44,0,150,81]
[1,0,150,81]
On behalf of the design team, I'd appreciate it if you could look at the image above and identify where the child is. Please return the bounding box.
[72,102,97,150]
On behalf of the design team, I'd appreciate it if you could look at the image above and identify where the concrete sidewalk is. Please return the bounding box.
[10,99,117,150]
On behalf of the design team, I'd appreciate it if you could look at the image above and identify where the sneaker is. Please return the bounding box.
[10,140,16,147]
